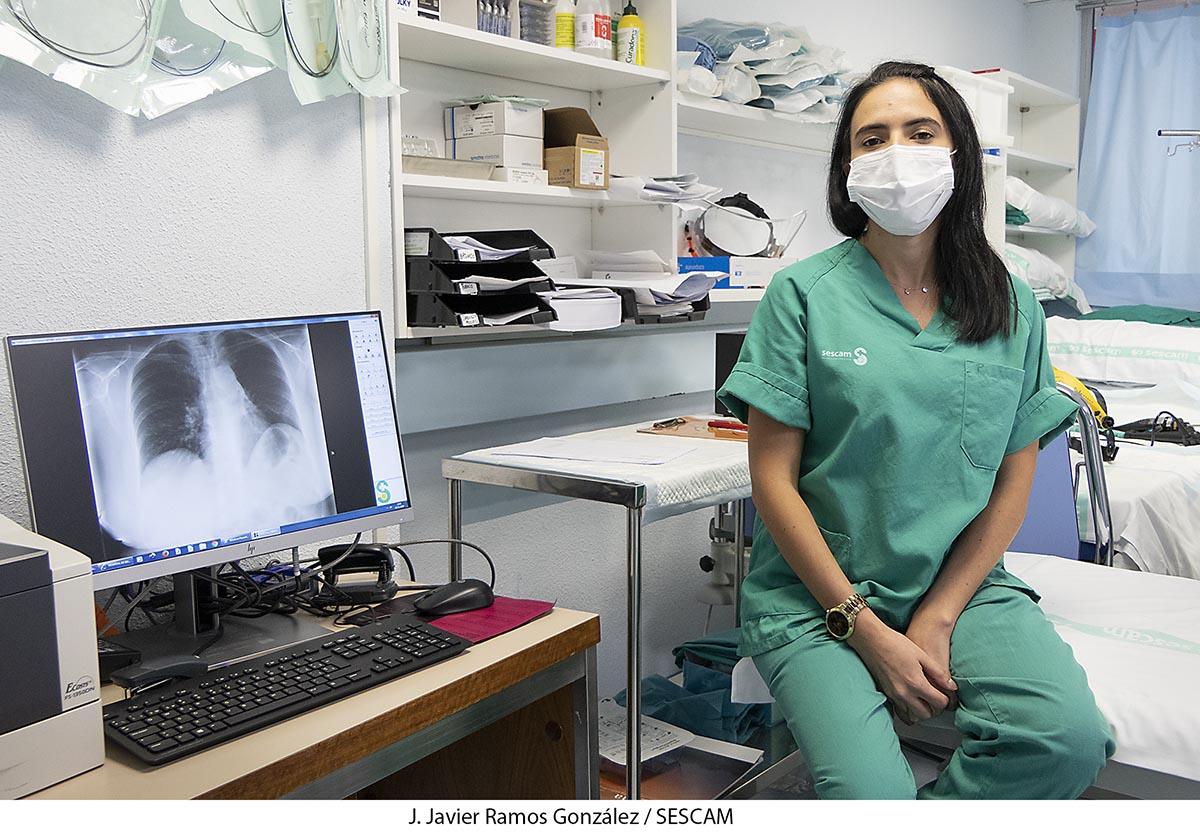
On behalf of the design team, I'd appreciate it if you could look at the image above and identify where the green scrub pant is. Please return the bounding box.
[753,582,1116,799]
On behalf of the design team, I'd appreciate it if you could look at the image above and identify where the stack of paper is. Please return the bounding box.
[536,287,623,331]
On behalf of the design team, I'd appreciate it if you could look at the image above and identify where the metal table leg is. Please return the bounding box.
[626,505,643,800]
[733,499,746,625]
[448,478,463,581]
[574,645,600,799]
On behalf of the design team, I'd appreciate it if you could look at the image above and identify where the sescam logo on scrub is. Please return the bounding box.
[822,347,868,366]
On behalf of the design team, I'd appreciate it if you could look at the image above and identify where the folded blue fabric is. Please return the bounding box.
[614,659,768,744]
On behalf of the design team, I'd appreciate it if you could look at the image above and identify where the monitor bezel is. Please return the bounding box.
[6,310,414,591]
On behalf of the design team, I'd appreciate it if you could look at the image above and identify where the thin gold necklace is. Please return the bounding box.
[887,280,931,296]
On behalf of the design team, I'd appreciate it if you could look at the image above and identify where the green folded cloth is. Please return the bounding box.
[614,660,770,744]
[672,628,742,674]
[1080,304,1200,327]
[1005,203,1030,226]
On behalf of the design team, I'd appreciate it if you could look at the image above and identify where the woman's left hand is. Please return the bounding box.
[905,615,958,714]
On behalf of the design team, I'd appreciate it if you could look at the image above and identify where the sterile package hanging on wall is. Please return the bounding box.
[333,0,403,97]
[0,0,164,115]
[280,0,351,104]
[139,0,274,118]
[178,0,288,68]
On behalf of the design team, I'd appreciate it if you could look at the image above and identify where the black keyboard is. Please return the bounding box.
[102,616,469,765]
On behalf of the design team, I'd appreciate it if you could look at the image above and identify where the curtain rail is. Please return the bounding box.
[1076,0,1192,11]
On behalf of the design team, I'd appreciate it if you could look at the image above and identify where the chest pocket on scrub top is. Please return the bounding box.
[960,360,1025,471]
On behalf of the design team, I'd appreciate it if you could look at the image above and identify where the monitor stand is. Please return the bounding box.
[111,569,330,669]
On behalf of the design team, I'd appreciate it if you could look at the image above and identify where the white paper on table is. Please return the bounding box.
[491,436,696,466]
[597,698,695,765]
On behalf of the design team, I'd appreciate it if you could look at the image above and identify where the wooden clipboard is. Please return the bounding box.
[637,416,748,443]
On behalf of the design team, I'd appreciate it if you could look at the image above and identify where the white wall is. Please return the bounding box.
[1023,0,1085,97]
[0,67,378,524]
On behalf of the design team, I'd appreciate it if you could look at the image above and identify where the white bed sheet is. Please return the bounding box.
[448,419,751,524]
[1007,552,1200,784]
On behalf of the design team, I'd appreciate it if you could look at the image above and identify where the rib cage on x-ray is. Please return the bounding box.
[74,326,336,558]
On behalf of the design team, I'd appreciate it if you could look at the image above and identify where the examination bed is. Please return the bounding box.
[1047,316,1200,579]
[730,551,1200,799]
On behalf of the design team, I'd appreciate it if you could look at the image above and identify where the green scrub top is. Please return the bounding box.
[718,239,1078,657]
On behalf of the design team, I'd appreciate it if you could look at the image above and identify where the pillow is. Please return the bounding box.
[1006,175,1096,237]
[1004,242,1069,299]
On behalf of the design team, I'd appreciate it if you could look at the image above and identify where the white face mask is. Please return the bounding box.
[846,145,955,236]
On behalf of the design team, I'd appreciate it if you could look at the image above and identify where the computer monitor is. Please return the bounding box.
[6,311,413,659]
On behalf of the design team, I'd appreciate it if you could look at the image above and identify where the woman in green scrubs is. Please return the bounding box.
[718,62,1115,799]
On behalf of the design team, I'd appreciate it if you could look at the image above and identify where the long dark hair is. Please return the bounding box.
[827,61,1013,343]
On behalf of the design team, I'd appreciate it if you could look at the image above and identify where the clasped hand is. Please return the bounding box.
[849,613,958,725]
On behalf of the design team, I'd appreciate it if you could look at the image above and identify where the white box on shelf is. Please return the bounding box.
[448,135,544,169]
[491,166,549,185]
[444,101,545,140]
[937,65,1012,149]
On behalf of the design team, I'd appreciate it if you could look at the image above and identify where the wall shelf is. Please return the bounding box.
[399,173,648,208]
[977,68,1079,109]
[1008,148,1076,174]
[677,93,835,154]
[1006,224,1074,237]
[394,16,670,91]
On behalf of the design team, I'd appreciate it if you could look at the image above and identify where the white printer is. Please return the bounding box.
[0,514,104,798]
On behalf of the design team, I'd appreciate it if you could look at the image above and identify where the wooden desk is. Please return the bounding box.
[31,608,600,800]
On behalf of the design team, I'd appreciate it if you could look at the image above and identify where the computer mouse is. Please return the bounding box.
[413,578,495,616]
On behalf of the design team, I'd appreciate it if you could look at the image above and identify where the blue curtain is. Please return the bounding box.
[1076,5,1200,309]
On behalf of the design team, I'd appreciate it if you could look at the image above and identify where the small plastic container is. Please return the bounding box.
[519,0,555,47]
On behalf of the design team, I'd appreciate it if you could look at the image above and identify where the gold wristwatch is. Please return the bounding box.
[825,593,869,640]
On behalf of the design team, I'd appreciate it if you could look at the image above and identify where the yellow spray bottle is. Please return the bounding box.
[616,1,643,66]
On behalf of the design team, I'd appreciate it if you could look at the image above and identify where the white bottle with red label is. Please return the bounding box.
[573,0,612,59]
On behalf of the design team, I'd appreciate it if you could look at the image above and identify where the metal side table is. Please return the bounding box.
[442,421,751,800]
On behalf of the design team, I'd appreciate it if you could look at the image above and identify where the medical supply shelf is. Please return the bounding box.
[1007,148,1076,174]
[442,421,752,800]
[399,173,650,208]
[676,93,835,154]
[977,68,1082,282]
[393,16,671,92]
[395,298,759,346]
[389,2,678,333]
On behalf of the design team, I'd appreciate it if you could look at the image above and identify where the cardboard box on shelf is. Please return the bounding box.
[491,167,550,185]
[444,101,545,139]
[543,107,609,190]
[449,134,544,169]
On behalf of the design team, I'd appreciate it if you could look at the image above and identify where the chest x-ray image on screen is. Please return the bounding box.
[7,311,414,591]
[74,326,335,562]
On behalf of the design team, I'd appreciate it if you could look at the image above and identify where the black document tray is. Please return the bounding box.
[404,228,555,263]
[405,258,555,295]
[407,292,558,328]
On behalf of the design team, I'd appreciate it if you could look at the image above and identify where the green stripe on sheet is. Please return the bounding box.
[1048,614,1200,656]
[1048,342,1200,367]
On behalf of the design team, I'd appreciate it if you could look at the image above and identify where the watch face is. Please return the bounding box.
[827,610,850,638]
